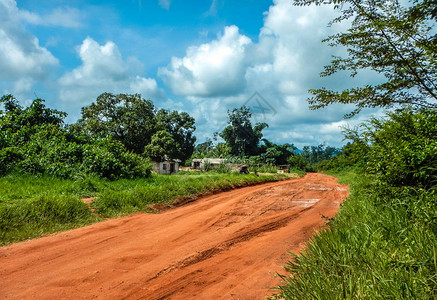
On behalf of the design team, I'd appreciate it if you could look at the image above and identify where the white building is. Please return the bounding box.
[191,158,226,170]
[152,159,180,175]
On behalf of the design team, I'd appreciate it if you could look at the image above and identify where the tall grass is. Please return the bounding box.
[272,173,437,299]
[92,173,284,217]
[0,172,286,245]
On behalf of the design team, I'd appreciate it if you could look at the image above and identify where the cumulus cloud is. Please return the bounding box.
[161,0,381,147]
[59,37,165,111]
[159,25,252,97]
[0,0,58,84]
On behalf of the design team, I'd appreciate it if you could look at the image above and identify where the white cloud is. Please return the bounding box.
[1,0,82,29]
[160,0,381,147]
[0,0,58,82]
[159,0,171,10]
[41,7,83,28]
[59,37,165,110]
[159,25,252,97]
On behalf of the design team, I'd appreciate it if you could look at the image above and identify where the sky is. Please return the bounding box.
[0,0,384,148]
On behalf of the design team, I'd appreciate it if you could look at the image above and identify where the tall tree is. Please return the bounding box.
[155,109,196,162]
[74,93,157,154]
[144,130,178,162]
[295,0,437,116]
[0,94,67,147]
[258,139,297,165]
[220,106,268,156]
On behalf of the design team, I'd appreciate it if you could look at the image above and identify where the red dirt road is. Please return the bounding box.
[0,173,348,299]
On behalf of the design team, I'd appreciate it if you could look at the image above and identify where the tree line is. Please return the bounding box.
[0,93,195,179]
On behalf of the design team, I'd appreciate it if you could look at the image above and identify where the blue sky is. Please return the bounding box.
[1,0,382,148]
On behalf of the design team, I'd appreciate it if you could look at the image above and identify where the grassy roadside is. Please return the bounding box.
[272,171,437,299]
[0,172,289,245]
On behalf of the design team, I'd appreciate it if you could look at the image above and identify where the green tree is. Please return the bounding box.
[0,95,66,131]
[75,93,157,154]
[295,0,437,116]
[155,109,196,161]
[220,106,268,156]
[144,130,178,162]
[0,94,151,179]
[301,143,340,164]
[193,138,214,158]
[363,109,437,188]
[258,139,297,165]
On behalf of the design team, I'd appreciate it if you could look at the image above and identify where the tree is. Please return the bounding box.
[301,143,340,164]
[74,93,197,161]
[0,94,151,179]
[75,93,157,154]
[258,139,297,165]
[1,94,66,130]
[144,130,178,162]
[295,0,437,116]
[155,109,196,161]
[0,94,67,147]
[220,106,268,156]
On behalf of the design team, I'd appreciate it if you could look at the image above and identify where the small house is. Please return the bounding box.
[191,158,226,170]
[152,159,180,175]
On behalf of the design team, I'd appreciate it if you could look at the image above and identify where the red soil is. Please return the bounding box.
[0,173,348,299]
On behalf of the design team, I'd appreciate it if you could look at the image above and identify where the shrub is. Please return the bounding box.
[365,109,437,188]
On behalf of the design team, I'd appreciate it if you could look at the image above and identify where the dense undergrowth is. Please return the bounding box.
[0,172,287,245]
[272,172,437,299]
[273,109,437,299]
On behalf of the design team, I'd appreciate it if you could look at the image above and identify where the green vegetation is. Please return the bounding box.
[272,0,437,296]
[295,0,437,116]
[0,94,152,179]
[273,173,437,299]
[219,106,268,156]
[192,108,299,172]
[72,92,196,161]
[0,172,286,245]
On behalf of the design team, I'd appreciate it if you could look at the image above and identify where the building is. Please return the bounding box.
[191,158,226,170]
[152,159,180,175]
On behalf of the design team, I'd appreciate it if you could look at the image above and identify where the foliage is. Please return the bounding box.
[288,153,312,172]
[75,93,157,154]
[0,95,152,179]
[155,109,196,161]
[301,143,340,165]
[220,106,268,156]
[143,130,178,162]
[195,142,232,159]
[75,93,196,161]
[273,109,437,299]
[258,139,297,165]
[193,138,214,157]
[286,143,340,172]
[294,0,437,116]
[272,174,437,299]
[364,109,437,188]
[92,173,286,217]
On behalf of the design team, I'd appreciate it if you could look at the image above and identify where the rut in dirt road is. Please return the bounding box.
[0,173,349,300]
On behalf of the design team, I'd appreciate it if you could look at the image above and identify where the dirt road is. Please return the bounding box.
[0,173,348,299]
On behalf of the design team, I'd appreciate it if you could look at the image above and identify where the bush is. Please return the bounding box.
[365,109,437,188]
[0,147,21,175]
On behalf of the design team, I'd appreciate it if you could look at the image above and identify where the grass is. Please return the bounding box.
[271,172,437,299]
[0,172,289,245]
